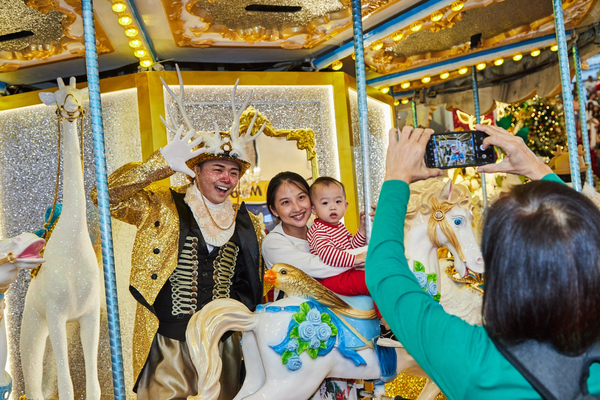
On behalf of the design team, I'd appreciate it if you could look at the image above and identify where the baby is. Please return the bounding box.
[307,176,367,269]
[307,177,399,347]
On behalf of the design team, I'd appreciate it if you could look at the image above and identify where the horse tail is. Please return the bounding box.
[186,298,257,400]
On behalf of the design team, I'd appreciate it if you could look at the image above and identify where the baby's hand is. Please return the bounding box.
[354,252,367,265]
[359,212,366,236]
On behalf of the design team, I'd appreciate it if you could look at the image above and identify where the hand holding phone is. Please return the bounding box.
[425,130,497,169]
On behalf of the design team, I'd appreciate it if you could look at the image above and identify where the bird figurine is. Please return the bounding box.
[264,263,377,319]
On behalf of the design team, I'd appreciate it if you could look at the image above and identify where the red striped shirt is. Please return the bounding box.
[307,219,366,268]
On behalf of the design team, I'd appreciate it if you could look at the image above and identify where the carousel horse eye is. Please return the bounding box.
[281,269,287,275]
[453,218,464,226]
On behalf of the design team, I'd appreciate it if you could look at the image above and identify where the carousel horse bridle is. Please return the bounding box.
[0,253,16,267]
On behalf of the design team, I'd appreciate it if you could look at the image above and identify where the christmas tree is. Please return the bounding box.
[498,96,566,159]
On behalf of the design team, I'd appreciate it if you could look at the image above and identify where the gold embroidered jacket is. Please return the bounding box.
[91,150,265,383]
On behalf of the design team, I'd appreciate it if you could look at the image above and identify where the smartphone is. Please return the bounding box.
[425,130,496,169]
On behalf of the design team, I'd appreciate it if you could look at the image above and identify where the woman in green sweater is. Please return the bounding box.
[365,124,600,400]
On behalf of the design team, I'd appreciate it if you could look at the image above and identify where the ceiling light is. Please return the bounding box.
[134,48,147,58]
[530,49,541,57]
[111,0,127,13]
[128,38,142,48]
[551,44,558,52]
[140,58,153,68]
[392,31,403,42]
[371,41,384,51]
[381,86,390,94]
[400,81,411,89]
[476,62,486,70]
[118,13,133,26]
[513,53,523,61]
[440,71,450,79]
[351,53,355,60]
[401,98,409,104]
[430,11,443,22]
[394,100,400,106]
[458,66,469,75]
[451,1,464,12]
[421,76,431,84]
[493,58,504,66]
[410,22,422,32]
[331,60,343,70]
[124,26,138,37]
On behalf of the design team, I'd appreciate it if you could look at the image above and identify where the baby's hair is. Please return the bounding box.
[310,176,346,200]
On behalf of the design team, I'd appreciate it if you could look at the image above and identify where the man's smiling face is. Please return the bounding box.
[194,160,240,204]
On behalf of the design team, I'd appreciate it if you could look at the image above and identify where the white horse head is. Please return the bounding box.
[406,178,483,281]
[0,232,44,291]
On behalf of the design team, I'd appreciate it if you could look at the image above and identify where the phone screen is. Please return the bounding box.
[425,131,496,169]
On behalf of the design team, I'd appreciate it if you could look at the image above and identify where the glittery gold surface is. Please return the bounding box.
[191,0,345,31]
[0,0,64,52]
[164,85,339,187]
[0,89,141,399]
[348,89,392,210]
[385,373,448,400]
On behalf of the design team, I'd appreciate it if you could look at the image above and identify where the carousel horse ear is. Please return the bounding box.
[39,92,56,106]
[69,77,76,88]
[441,179,453,201]
[57,77,65,89]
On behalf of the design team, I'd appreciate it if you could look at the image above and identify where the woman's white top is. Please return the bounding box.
[262,222,353,279]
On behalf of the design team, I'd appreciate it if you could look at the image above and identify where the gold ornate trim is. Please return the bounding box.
[445,265,484,293]
[239,106,319,177]
[160,0,403,49]
[0,0,114,73]
[369,0,595,76]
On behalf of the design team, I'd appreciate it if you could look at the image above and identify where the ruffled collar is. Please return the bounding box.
[184,184,236,247]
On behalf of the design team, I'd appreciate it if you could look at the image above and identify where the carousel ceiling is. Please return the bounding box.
[0,0,597,88]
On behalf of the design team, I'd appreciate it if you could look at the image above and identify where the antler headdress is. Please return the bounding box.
[160,65,266,177]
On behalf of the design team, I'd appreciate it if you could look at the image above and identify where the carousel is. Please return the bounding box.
[0,0,598,399]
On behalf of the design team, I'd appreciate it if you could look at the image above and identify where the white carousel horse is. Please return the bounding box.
[185,178,484,400]
[20,78,101,400]
[0,233,45,399]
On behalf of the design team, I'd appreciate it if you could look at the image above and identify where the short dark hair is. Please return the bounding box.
[266,172,310,219]
[309,176,346,200]
[482,181,600,354]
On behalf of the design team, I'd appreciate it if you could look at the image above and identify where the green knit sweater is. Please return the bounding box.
[365,174,600,399]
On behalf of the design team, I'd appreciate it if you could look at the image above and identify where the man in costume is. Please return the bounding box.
[94,95,266,399]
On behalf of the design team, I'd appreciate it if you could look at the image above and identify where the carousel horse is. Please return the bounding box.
[185,179,483,400]
[20,78,101,400]
[0,233,45,399]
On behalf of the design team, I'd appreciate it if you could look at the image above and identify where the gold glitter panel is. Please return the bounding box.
[348,89,392,210]
[0,89,141,399]
[385,372,448,400]
[163,85,340,187]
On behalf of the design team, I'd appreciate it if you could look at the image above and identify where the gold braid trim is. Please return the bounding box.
[427,197,466,262]
[445,265,485,294]
[212,241,239,300]
[248,212,271,299]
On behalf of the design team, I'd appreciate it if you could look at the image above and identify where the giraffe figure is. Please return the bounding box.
[20,77,101,400]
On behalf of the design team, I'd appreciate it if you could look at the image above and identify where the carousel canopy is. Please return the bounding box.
[0,0,599,97]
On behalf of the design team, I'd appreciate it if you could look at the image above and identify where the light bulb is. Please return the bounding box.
[530,49,541,57]
[493,58,504,66]
[394,100,400,106]
[476,62,486,70]
[513,53,523,61]
[331,60,343,70]
[128,38,142,48]
[400,81,411,89]
[440,71,450,79]
[430,11,443,22]
[381,86,390,94]
[134,48,147,58]
[111,0,127,13]
[140,58,153,68]
[118,13,133,26]
[124,26,138,37]
[451,1,464,12]
[550,44,558,52]
[392,31,403,42]
[401,98,409,104]
[410,22,422,32]
[371,41,384,51]
[421,76,431,84]
[458,67,469,74]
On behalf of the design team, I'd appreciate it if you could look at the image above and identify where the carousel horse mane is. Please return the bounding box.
[406,179,472,229]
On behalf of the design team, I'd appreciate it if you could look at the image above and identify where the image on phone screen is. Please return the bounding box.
[425,131,496,169]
